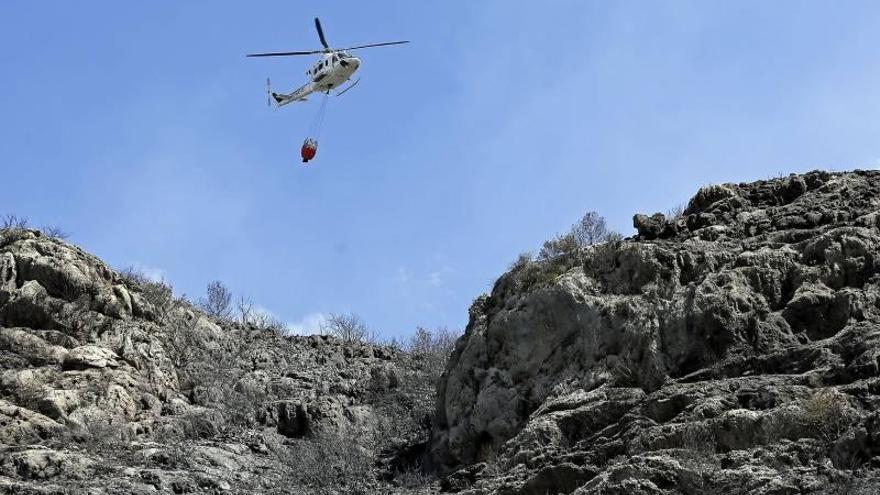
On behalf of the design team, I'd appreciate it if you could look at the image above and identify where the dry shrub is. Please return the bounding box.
[678,424,719,492]
[164,322,266,436]
[322,312,376,344]
[394,461,431,489]
[236,296,286,334]
[666,203,686,220]
[0,214,30,247]
[539,231,579,260]
[117,266,177,317]
[803,388,853,442]
[41,225,69,240]
[10,379,45,412]
[405,326,459,380]
[271,432,375,495]
[73,412,132,450]
[539,211,620,261]
[508,251,534,272]
[198,280,232,320]
[1,214,28,230]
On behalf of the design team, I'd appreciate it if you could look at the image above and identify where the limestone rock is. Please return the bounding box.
[62,345,119,370]
[0,399,64,445]
[430,170,880,493]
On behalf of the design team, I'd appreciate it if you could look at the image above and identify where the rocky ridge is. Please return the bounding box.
[4,169,880,494]
[0,229,435,494]
[429,170,880,494]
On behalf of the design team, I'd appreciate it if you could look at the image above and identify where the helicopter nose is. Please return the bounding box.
[350,57,361,69]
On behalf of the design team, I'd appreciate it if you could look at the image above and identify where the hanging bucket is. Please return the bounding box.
[301,138,318,163]
[300,94,328,164]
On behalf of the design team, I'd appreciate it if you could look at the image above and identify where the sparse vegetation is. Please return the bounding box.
[538,211,620,261]
[41,225,69,240]
[270,431,376,495]
[163,321,268,436]
[198,280,233,320]
[117,265,178,317]
[8,378,45,412]
[234,295,286,333]
[0,213,31,247]
[508,251,534,272]
[405,326,459,381]
[322,312,376,344]
[1,214,29,230]
[0,215,68,243]
[803,388,853,442]
[678,423,719,491]
[73,412,132,450]
[666,203,686,220]
[504,211,626,294]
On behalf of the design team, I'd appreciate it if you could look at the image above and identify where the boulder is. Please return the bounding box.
[63,345,119,370]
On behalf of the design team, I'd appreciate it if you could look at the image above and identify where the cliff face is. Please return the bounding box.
[0,230,432,494]
[431,171,880,494]
[5,170,880,495]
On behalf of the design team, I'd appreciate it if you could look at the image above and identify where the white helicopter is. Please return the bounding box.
[247,18,409,107]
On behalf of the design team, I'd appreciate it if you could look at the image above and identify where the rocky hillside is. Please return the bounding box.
[0,229,438,494]
[429,170,880,494]
[4,170,880,495]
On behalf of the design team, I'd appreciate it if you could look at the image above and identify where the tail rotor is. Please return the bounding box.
[266,78,272,107]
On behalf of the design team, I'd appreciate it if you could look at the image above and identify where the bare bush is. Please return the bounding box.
[507,252,534,275]
[117,266,177,316]
[539,211,620,260]
[666,203,686,220]
[236,296,255,325]
[249,311,286,334]
[234,296,286,334]
[0,214,31,247]
[272,432,375,495]
[10,379,45,412]
[163,321,266,435]
[394,462,432,489]
[803,388,853,442]
[406,326,458,357]
[73,413,132,450]
[405,326,459,381]
[198,280,232,320]
[539,232,578,260]
[41,225,69,240]
[678,424,719,492]
[322,312,376,344]
[572,211,614,247]
[1,214,28,230]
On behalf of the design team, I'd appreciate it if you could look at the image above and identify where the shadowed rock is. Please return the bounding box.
[430,170,880,494]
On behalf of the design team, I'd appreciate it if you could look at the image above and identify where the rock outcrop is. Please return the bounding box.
[430,170,880,494]
[0,229,433,494]
[6,169,880,494]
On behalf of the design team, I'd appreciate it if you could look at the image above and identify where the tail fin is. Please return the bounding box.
[266,78,272,107]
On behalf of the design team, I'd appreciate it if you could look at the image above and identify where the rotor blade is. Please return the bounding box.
[246,50,324,57]
[315,18,329,49]
[339,41,410,51]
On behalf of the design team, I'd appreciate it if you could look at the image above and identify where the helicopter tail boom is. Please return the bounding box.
[268,82,314,107]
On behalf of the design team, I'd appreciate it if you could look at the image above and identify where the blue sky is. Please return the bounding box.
[3,1,880,339]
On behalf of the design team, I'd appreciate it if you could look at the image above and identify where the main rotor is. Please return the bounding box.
[246,18,409,58]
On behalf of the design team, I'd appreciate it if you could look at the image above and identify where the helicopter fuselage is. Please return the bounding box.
[307,51,360,92]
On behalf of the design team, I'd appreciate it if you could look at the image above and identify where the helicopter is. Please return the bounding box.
[247,18,409,107]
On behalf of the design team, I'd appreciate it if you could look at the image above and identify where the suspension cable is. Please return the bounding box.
[308,93,330,139]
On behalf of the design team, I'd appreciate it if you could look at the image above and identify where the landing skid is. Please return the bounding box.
[336,78,360,97]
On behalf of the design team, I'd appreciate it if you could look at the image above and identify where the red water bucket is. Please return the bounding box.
[301,139,317,163]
